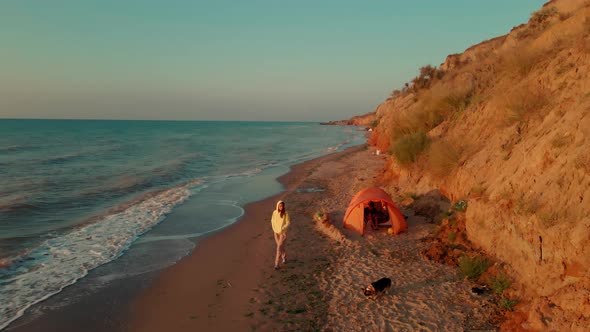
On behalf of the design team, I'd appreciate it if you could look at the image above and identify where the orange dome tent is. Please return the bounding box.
[343,187,407,235]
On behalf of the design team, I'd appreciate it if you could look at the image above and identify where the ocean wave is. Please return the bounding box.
[149,153,201,179]
[137,201,244,244]
[0,145,19,152]
[38,153,83,165]
[0,179,202,330]
[0,145,33,153]
[77,154,202,200]
[0,196,41,215]
[78,175,150,201]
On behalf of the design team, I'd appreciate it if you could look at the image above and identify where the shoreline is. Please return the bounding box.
[128,141,501,331]
[3,144,366,332]
[127,144,370,331]
[7,141,502,331]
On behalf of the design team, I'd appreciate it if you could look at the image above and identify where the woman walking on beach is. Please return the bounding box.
[271,200,290,270]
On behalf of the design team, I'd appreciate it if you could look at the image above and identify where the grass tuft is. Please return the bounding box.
[515,194,542,216]
[391,131,430,165]
[502,46,543,77]
[538,210,559,228]
[490,273,511,295]
[498,297,518,311]
[502,84,549,124]
[427,140,461,177]
[452,200,468,212]
[458,255,490,280]
[448,232,457,243]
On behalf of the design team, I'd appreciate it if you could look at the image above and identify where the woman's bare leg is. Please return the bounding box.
[274,233,286,268]
[280,234,286,263]
[274,233,283,268]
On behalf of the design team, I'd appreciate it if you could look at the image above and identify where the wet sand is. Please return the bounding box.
[127,145,372,331]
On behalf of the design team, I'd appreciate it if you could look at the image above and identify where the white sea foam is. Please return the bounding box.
[0,121,368,330]
[0,181,199,330]
[137,199,245,244]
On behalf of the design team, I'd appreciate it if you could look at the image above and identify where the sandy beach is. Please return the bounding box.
[128,144,499,331]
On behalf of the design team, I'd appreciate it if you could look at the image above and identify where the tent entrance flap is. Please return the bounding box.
[343,187,407,235]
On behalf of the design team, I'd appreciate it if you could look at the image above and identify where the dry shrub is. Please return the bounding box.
[427,140,461,177]
[398,84,474,137]
[388,110,423,141]
[502,83,550,124]
[515,193,543,216]
[538,209,560,228]
[530,7,558,27]
[411,65,444,92]
[390,89,402,98]
[391,131,430,165]
[501,45,544,77]
[416,107,445,131]
[444,90,473,114]
[428,84,474,113]
[550,133,571,148]
[517,6,558,39]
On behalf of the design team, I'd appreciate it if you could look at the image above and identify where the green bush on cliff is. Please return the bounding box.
[498,297,518,311]
[390,131,430,165]
[458,255,490,280]
[490,273,511,295]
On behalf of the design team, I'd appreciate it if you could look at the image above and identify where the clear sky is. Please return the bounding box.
[1,0,546,122]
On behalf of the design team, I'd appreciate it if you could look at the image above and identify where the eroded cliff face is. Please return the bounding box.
[369,0,590,329]
[321,111,377,126]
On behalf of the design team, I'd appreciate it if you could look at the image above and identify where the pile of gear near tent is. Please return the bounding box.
[343,187,407,235]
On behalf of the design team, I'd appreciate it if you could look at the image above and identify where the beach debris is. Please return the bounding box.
[452,200,468,212]
[314,211,330,224]
[216,279,232,288]
[296,187,326,193]
[471,285,489,295]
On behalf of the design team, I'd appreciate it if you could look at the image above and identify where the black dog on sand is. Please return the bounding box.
[363,277,392,299]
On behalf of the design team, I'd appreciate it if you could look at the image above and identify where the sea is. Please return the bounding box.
[0,119,366,330]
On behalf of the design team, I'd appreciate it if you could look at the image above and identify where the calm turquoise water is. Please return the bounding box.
[0,119,366,329]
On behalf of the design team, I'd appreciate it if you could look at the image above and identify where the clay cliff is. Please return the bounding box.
[365,0,590,330]
[321,111,377,126]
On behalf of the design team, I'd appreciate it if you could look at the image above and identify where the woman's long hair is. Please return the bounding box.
[277,200,286,218]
